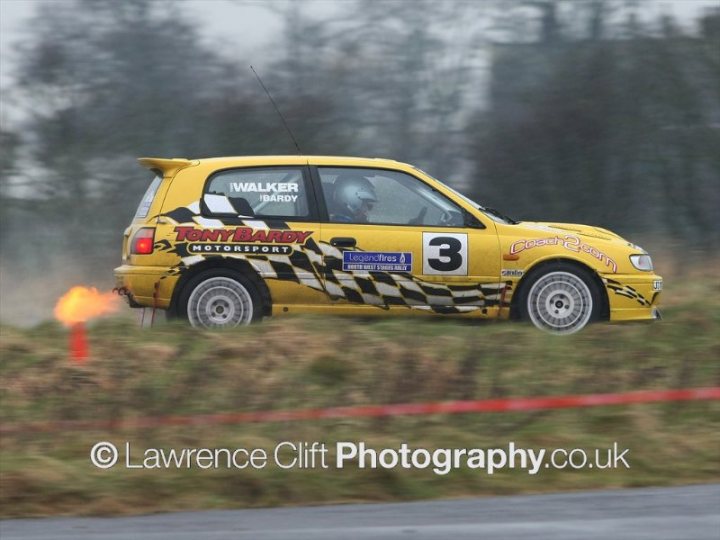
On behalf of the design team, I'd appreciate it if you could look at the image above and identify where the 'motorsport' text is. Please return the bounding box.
[174,226,312,244]
[189,243,293,255]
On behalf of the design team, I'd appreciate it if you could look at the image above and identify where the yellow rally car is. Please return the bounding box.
[114,156,662,334]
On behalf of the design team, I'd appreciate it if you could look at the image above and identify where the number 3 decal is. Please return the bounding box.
[422,232,468,275]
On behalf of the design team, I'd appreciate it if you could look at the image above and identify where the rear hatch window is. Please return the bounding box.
[134,175,162,220]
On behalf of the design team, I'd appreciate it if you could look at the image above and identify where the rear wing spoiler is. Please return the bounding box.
[138,157,197,177]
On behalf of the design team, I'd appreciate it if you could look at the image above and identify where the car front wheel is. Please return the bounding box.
[519,265,600,334]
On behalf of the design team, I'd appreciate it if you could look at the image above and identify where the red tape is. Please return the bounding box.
[2,387,719,435]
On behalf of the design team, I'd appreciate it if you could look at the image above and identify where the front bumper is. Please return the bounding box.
[603,273,663,322]
[114,265,177,309]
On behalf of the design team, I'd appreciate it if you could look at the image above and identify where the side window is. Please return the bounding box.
[204,167,309,218]
[318,167,465,226]
[134,174,162,220]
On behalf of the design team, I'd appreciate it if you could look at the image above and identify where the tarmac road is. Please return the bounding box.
[2,484,718,540]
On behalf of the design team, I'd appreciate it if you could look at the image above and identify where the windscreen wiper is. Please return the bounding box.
[480,206,519,225]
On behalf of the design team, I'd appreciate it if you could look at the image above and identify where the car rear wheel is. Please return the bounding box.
[520,265,600,334]
[181,270,262,328]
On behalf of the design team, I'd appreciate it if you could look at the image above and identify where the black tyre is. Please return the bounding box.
[518,262,602,334]
[178,269,263,328]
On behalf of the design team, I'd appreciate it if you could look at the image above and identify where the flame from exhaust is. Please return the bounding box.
[54,286,120,326]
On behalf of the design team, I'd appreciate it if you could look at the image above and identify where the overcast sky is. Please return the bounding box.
[1,0,718,92]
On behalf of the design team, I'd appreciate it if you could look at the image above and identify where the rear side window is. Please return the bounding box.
[134,175,162,219]
[204,167,310,218]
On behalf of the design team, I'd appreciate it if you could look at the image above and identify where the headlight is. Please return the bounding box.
[629,254,653,271]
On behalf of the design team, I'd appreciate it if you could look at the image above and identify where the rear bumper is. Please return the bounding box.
[113,265,177,308]
[603,273,662,323]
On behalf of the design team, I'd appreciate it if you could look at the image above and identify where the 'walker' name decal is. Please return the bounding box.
[174,226,312,244]
[230,182,299,203]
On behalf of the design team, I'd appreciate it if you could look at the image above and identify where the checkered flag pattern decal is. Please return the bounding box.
[157,204,512,314]
[604,278,650,306]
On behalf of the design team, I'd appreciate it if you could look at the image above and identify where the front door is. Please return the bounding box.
[315,166,501,314]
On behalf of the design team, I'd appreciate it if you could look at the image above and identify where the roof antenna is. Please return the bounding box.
[250,65,302,155]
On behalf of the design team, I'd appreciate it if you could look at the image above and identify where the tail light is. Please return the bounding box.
[131,228,155,255]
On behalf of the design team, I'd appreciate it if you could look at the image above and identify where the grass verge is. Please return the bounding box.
[1,277,719,517]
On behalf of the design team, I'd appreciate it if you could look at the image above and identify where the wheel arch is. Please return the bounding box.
[168,257,272,318]
[510,257,609,321]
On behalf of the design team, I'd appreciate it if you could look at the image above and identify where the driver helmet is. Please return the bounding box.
[333,174,378,215]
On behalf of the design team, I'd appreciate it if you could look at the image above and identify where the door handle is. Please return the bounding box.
[330,237,357,248]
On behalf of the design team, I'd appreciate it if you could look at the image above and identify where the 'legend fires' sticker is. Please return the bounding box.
[342,251,412,272]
